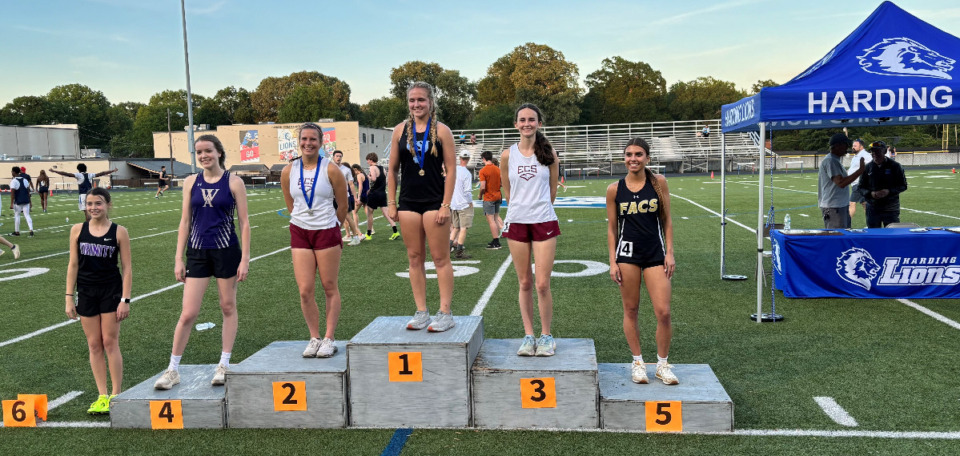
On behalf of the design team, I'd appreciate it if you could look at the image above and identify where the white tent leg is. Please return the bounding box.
[755,122,766,322]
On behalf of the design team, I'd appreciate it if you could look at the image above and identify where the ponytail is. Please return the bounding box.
[516,103,554,166]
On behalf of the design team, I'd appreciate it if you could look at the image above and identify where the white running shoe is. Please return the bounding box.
[154,369,180,390]
[316,338,338,358]
[427,311,456,332]
[406,310,431,330]
[211,364,227,386]
[302,338,322,357]
[517,335,537,356]
[11,244,20,260]
[348,236,361,246]
[656,363,679,385]
[631,361,649,384]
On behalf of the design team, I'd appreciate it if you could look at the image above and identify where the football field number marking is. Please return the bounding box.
[0,268,49,282]
[388,352,423,382]
[520,377,556,408]
[645,401,682,432]
[273,381,307,411]
[150,400,184,429]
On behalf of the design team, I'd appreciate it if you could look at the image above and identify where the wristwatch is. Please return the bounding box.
[122,298,131,304]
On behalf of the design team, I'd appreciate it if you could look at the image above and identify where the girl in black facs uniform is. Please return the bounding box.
[65,187,133,414]
[605,138,678,386]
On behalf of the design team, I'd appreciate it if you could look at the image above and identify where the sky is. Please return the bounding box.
[3,0,960,108]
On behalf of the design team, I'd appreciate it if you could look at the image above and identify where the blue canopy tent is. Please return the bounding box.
[718,1,960,319]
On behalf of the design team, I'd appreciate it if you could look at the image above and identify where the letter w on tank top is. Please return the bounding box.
[201,188,220,207]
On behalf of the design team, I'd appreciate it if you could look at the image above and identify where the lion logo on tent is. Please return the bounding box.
[858,37,955,80]
[836,248,881,290]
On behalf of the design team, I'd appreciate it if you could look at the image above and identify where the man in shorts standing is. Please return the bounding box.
[478,151,503,249]
[847,139,872,223]
[819,134,864,229]
[450,151,474,259]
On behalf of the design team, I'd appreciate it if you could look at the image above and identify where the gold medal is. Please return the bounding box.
[419,169,425,176]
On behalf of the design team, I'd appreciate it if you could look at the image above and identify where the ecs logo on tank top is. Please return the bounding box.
[517,165,538,181]
[619,198,658,215]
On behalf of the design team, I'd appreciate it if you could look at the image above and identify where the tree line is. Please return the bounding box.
[0,42,944,157]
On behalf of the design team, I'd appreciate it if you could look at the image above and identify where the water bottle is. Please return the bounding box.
[195,322,216,331]
[784,214,792,230]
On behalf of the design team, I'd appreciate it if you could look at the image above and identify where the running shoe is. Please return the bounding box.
[454,248,471,260]
[406,310,432,330]
[103,394,117,414]
[370,229,376,235]
[303,338,322,357]
[450,240,455,252]
[389,232,400,241]
[631,361,649,384]
[211,364,227,386]
[11,244,20,259]
[9,232,19,236]
[87,395,109,415]
[348,236,361,246]
[486,240,501,250]
[365,234,372,241]
[517,335,537,356]
[316,338,338,358]
[154,369,181,390]
[342,234,352,242]
[534,334,556,356]
[28,231,33,238]
[427,311,456,332]
[656,363,680,385]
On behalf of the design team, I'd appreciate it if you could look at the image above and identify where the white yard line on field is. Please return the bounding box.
[0,245,291,350]
[670,194,757,234]
[814,397,859,427]
[898,299,960,331]
[48,391,84,411]
[470,254,514,316]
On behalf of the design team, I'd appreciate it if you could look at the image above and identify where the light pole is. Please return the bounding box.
[167,109,184,183]
[181,0,197,173]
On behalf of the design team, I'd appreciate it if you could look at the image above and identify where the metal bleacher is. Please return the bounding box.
[445,119,766,176]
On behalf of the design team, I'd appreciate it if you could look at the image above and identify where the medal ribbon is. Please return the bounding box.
[412,117,431,173]
[299,159,321,211]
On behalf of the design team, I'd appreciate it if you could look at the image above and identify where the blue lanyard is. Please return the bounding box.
[411,117,431,168]
[299,159,321,209]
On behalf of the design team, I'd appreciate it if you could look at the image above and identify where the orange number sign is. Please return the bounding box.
[149,400,184,430]
[388,352,423,382]
[272,381,307,411]
[645,401,682,432]
[520,378,557,409]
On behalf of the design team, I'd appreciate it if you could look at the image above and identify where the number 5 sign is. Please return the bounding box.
[645,401,682,432]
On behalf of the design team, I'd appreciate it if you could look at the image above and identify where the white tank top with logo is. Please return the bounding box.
[504,143,557,224]
[289,158,338,230]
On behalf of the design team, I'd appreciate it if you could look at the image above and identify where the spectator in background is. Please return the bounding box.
[701,124,710,138]
[155,165,170,199]
[37,170,50,213]
[449,150,474,259]
[49,164,119,221]
[9,166,34,237]
[364,153,400,240]
[332,151,363,246]
[886,145,897,160]
[847,139,872,222]
[819,134,865,229]
[859,141,907,228]
[478,151,504,250]
[470,133,477,145]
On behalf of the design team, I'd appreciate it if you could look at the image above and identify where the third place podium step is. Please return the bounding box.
[347,316,483,428]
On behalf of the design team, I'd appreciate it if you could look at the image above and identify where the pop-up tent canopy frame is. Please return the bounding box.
[719,1,960,319]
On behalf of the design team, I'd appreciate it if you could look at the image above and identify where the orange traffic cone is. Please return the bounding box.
[953,168,957,174]
[711,171,715,179]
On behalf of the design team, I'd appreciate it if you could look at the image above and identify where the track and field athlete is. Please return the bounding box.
[9,167,35,237]
[500,104,561,357]
[605,137,678,385]
[281,123,348,358]
[155,135,250,389]
[65,187,132,414]
[365,153,399,240]
[37,170,50,213]
[387,81,457,332]
[49,164,118,221]
[155,165,170,198]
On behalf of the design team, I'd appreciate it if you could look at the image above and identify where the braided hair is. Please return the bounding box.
[404,81,440,157]
[515,103,555,166]
[624,137,666,225]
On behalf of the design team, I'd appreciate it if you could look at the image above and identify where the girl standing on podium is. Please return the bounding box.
[155,135,250,390]
[65,187,132,414]
[282,123,348,358]
[605,138,678,385]
[500,103,561,357]
[387,82,457,332]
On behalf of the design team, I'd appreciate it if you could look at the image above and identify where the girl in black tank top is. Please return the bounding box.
[604,138,679,386]
[65,187,133,413]
[387,82,458,333]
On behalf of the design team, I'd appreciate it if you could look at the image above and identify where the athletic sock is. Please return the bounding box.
[657,355,669,365]
[168,355,182,372]
[392,226,398,233]
[633,355,643,364]
[367,230,372,236]
[219,352,231,368]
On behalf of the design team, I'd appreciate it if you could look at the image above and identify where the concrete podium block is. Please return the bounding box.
[225,340,348,429]
[111,364,225,429]
[598,363,734,432]
[471,338,599,429]
[347,316,483,428]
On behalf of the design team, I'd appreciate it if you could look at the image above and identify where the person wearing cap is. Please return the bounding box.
[847,139,872,222]
[858,141,907,228]
[449,150,474,259]
[819,134,865,229]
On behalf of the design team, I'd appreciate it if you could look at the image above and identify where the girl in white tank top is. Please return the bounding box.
[500,103,561,357]
[289,157,339,230]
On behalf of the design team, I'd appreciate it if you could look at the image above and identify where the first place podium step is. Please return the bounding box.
[347,316,484,428]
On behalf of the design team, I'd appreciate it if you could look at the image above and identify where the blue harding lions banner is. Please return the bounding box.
[722,1,960,133]
[771,229,960,299]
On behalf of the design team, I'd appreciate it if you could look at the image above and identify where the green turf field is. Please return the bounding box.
[2,168,960,455]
